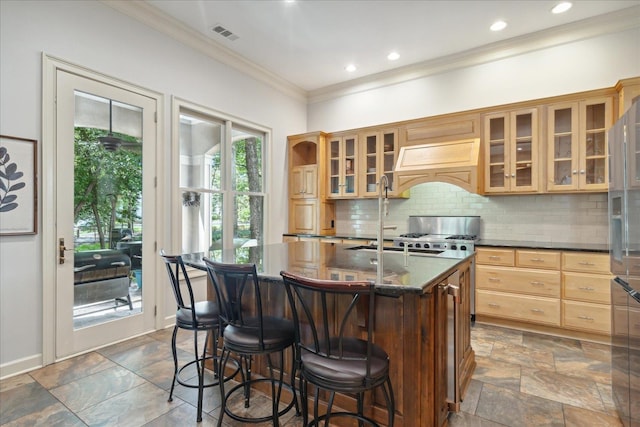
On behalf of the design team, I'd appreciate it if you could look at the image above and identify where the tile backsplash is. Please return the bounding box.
[335,182,609,244]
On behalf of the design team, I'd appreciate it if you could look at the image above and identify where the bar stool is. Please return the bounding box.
[280,270,395,427]
[203,258,299,427]
[160,252,238,422]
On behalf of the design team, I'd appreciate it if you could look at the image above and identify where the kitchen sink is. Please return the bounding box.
[345,245,445,256]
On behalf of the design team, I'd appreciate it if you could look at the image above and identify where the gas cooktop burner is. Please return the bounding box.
[446,235,477,240]
[399,233,428,238]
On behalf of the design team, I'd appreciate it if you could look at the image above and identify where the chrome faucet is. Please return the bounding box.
[377,174,397,285]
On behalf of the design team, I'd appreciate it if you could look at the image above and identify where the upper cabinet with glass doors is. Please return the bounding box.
[483,108,539,193]
[547,97,613,192]
[360,128,406,198]
[328,133,358,198]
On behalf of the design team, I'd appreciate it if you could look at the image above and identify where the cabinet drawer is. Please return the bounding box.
[477,266,560,297]
[516,250,561,270]
[562,252,610,274]
[476,290,560,326]
[476,248,515,266]
[562,300,611,334]
[563,272,611,304]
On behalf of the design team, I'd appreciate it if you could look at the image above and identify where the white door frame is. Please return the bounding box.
[41,54,166,365]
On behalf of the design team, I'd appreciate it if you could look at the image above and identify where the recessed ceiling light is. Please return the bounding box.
[345,64,357,73]
[387,52,400,61]
[552,2,572,14]
[490,20,507,32]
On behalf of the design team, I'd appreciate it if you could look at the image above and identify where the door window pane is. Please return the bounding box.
[72,91,143,329]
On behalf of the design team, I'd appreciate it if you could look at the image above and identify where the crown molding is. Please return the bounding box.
[307,5,640,104]
[100,0,308,102]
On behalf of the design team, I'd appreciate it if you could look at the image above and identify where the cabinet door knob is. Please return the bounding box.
[580,170,585,174]
[572,170,578,174]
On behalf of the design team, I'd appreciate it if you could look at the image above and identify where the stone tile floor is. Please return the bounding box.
[0,323,623,426]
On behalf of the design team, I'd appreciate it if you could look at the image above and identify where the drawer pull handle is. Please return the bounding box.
[578,286,595,291]
[489,256,501,260]
[578,315,594,321]
[578,261,595,266]
[488,303,500,308]
[488,277,501,282]
[531,308,544,313]
[530,258,545,262]
[530,281,545,286]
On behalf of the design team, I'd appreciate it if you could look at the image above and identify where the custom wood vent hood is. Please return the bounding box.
[394,137,483,194]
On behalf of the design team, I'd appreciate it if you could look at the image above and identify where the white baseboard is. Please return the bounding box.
[0,354,42,381]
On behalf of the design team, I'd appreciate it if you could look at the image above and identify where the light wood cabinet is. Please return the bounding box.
[360,128,407,198]
[476,247,613,338]
[477,265,560,297]
[290,165,317,199]
[327,133,359,198]
[477,248,561,326]
[561,252,612,334]
[288,132,335,235]
[477,290,561,326]
[483,108,540,193]
[615,76,640,117]
[546,96,613,192]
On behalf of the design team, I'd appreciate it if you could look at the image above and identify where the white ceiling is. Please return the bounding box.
[137,1,639,94]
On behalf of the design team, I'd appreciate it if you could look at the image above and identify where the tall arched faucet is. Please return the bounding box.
[377,174,397,285]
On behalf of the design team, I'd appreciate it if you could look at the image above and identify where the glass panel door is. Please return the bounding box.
[55,70,157,359]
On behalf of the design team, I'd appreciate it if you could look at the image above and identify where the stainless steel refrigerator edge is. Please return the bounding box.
[610,99,640,427]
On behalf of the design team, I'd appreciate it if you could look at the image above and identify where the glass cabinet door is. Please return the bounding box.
[329,137,340,196]
[485,114,508,192]
[485,108,538,193]
[364,133,379,196]
[328,134,358,197]
[581,99,610,190]
[511,109,537,191]
[547,97,611,192]
[548,103,579,191]
[382,130,397,194]
[344,136,356,195]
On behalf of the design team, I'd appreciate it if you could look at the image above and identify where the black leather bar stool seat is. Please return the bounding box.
[160,252,238,422]
[281,270,395,427]
[204,258,299,427]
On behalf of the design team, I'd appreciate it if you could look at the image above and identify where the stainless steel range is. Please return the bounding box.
[392,215,480,251]
[392,215,480,320]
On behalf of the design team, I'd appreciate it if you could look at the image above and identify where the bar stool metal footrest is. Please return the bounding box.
[222,377,298,424]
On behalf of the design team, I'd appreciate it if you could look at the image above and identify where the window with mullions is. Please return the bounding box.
[177,106,266,254]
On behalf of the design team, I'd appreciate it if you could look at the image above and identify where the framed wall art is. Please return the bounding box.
[0,135,37,235]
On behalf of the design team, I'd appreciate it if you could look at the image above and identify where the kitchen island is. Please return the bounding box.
[184,241,476,427]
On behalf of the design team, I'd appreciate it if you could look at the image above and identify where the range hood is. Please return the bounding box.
[394,138,482,194]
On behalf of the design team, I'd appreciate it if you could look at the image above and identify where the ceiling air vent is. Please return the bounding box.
[211,24,239,41]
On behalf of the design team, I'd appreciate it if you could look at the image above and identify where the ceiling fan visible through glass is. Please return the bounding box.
[98,99,125,151]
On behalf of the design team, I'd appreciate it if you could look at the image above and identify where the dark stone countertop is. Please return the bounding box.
[475,239,609,253]
[182,241,473,296]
